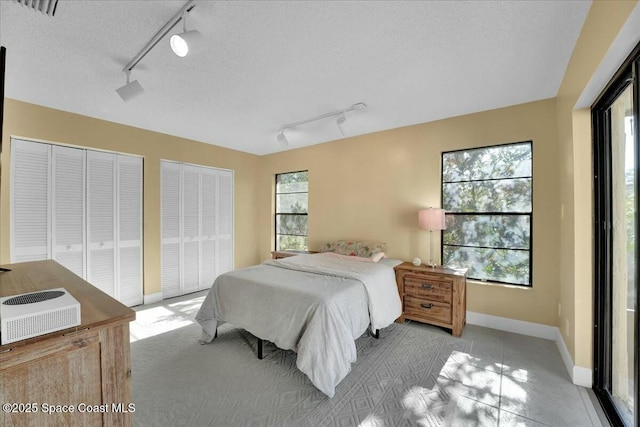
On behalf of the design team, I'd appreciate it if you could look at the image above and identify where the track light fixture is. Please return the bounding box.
[116,0,198,100]
[277,131,289,147]
[336,113,346,136]
[116,70,144,102]
[170,10,203,57]
[276,103,367,146]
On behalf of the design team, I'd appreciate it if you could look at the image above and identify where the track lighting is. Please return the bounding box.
[277,131,289,147]
[116,71,144,102]
[276,103,367,146]
[170,11,203,57]
[116,0,197,100]
[336,113,346,136]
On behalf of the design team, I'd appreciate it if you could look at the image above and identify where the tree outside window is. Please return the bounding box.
[441,141,532,286]
[275,171,308,250]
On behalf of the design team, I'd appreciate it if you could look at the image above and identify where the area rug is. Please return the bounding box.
[131,305,472,427]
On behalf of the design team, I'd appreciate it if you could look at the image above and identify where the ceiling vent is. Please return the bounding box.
[14,0,59,17]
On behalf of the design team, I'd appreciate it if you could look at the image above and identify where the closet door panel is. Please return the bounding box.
[217,170,234,275]
[52,145,86,279]
[10,139,51,263]
[117,155,143,306]
[161,161,182,298]
[86,151,116,298]
[200,169,217,290]
[182,165,200,295]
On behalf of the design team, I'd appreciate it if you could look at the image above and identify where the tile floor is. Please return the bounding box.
[432,323,608,426]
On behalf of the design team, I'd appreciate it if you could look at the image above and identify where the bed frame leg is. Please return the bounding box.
[375,329,380,339]
[257,338,263,359]
[214,328,218,338]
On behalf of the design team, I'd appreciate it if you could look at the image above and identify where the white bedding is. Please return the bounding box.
[195,252,402,397]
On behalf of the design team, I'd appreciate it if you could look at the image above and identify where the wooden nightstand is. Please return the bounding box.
[271,250,318,259]
[394,262,467,337]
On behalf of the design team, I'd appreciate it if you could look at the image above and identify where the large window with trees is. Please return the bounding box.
[441,141,532,286]
[275,170,308,250]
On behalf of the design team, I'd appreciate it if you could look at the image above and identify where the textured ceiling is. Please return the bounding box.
[0,0,592,155]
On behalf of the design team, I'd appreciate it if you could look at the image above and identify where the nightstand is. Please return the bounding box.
[394,262,467,336]
[271,250,318,259]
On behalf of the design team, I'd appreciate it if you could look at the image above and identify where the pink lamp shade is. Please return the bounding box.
[418,208,446,231]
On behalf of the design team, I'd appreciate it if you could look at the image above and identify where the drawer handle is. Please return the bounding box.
[420,303,433,309]
[421,283,433,289]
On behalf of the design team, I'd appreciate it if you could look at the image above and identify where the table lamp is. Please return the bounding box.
[418,208,446,268]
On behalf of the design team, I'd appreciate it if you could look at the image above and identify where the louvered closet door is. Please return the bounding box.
[10,139,51,263]
[117,155,143,307]
[161,161,182,298]
[217,170,234,275]
[52,145,86,279]
[86,151,116,298]
[200,168,217,290]
[182,165,201,295]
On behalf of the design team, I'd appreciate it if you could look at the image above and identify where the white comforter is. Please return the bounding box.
[195,253,402,397]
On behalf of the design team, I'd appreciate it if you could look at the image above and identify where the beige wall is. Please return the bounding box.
[259,98,561,326]
[555,0,638,370]
[0,99,260,296]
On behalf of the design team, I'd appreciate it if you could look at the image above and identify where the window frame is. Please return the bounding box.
[441,140,533,287]
[274,170,309,251]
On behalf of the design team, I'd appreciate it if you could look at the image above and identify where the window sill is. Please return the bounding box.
[467,279,533,290]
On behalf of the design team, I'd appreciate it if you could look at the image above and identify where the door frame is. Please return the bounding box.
[593,42,640,427]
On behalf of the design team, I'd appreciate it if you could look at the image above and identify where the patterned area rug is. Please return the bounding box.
[131,316,472,426]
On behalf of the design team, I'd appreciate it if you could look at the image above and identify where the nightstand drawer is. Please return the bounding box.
[404,275,452,303]
[404,296,451,324]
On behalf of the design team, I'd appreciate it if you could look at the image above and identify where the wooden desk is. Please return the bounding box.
[0,260,136,426]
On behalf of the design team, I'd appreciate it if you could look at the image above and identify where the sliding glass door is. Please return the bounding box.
[593,43,639,427]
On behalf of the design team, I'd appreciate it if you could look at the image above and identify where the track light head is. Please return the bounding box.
[170,30,203,57]
[336,114,346,136]
[116,72,144,101]
[277,131,289,147]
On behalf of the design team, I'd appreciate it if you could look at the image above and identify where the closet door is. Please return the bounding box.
[87,151,116,297]
[217,170,234,276]
[161,161,182,298]
[10,139,51,263]
[200,168,217,290]
[161,161,234,298]
[51,145,85,279]
[117,155,143,307]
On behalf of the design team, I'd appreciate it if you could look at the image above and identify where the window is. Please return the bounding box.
[275,171,308,250]
[441,141,532,286]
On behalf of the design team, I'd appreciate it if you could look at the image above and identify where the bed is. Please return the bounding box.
[195,251,403,397]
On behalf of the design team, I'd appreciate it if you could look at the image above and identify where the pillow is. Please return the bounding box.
[369,252,386,262]
[319,240,387,258]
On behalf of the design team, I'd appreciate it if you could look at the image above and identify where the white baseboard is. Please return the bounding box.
[466,311,557,340]
[143,292,163,305]
[466,311,592,387]
[572,366,593,388]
